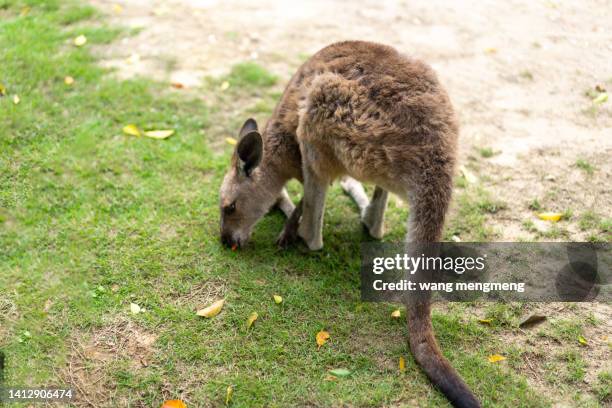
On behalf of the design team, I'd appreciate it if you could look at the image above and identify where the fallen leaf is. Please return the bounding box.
[578,335,588,346]
[226,137,237,145]
[12,95,20,105]
[0,83,5,96]
[74,35,87,47]
[123,124,141,137]
[316,330,330,349]
[537,212,563,222]
[64,76,75,85]
[519,315,547,328]
[225,385,233,406]
[220,81,230,91]
[246,312,258,329]
[399,356,406,372]
[478,319,492,325]
[20,6,30,16]
[459,165,477,184]
[593,92,608,105]
[488,354,506,363]
[196,299,225,318]
[391,309,401,318]
[126,54,141,64]
[171,82,185,89]
[273,295,283,304]
[130,303,141,314]
[484,47,498,54]
[112,4,123,13]
[161,400,187,408]
[329,368,351,378]
[144,129,174,139]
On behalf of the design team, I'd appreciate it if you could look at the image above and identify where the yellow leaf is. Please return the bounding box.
[391,309,401,318]
[226,137,237,146]
[459,165,477,184]
[0,83,6,96]
[126,53,141,65]
[196,299,225,318]
[578,335,587,346]
[161,400,187,408]
[64,76,75,85]
[316,330,330,349]
[12,95,20,105]
[484,47,498,54]
[478,319,492,325]
[399,356,406,372]
[593,92,608,105]
[220,81,230,91]
[144,130,174,139]
[488,354,506,363]
[246,312,258,329]
[225,385,233,406]
[537,212,563,222]
[20,6,30,16]
[112,4,123,13]
[123,124,141,137]
[130,303,141,314]
[74,35,87,47]
[273,295,283,304]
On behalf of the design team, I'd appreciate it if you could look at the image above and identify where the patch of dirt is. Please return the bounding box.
[60,319,158,407]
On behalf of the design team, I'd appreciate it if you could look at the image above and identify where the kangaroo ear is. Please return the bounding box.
[236,130,262,177]
[238,118,258,139]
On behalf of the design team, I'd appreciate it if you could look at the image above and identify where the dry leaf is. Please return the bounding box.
[391,309,401,318]
[64,76,75,85]
[488,354,506,363]
[74,35,87,47]
[220,81,230,91]
[273,295,283,304]
[478,319,492,325]
[399,356,406,372]
[537,212,563,222]
[226,137,237,146]
[196,299,225,318]
[20,6,30,16]
[130,303,141,314]
[0,83,6,96]
[161,400,187,408]
[246,312,258,329]
[316,330,330,349]
[171,82,185,89]
[329,368,351,378]
[144,130,174,139]
[12,95,20,105]
[519,315,547,328]
[484,47,498,54]
[225,385,233,406]
[112,4,123,13]
[123,124,141,137]
[578,335,588,346]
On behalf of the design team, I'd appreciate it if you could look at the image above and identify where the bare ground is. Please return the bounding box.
[86,0,611,405]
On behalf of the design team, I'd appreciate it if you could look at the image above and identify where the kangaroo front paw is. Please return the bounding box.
[276,224,299,249]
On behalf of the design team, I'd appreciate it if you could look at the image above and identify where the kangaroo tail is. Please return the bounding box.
[407,298,481,408]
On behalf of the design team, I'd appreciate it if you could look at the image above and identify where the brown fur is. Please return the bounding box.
[219,41,480,407]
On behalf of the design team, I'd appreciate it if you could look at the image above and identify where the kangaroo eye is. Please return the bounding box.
[224,201,236,215]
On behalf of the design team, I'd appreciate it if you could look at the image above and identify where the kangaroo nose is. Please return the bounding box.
[221,232,238,249]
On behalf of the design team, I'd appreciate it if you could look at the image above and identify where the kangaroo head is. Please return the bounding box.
[219,118,279,248]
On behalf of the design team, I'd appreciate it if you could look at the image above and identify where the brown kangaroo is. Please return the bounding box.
[219,41,480,408]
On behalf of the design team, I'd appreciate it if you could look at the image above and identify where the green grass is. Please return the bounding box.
[0,2,605,407]
[575,159,596,175]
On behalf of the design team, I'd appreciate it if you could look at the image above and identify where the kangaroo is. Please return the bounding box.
[219,41,480,408]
